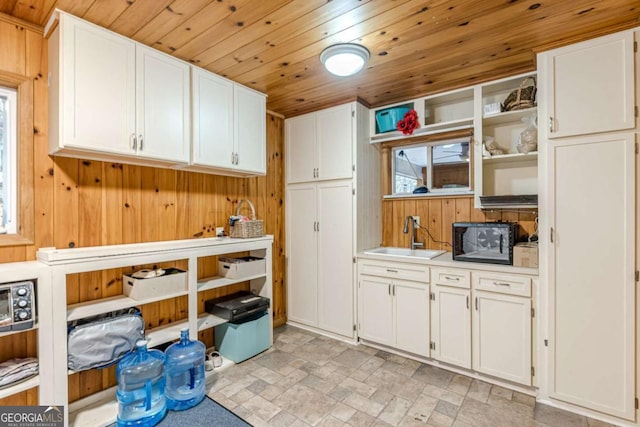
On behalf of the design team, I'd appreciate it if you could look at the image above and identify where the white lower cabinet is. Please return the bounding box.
[394,280,430,356]
[472,272,532,386]
[360,276,394,346]
[358,259,430,357]
[359,260,536,387]
[431,281,472,369]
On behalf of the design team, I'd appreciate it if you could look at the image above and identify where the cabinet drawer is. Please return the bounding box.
[359,260,429,283]
[431,268,470,289]
[472,272,531,297]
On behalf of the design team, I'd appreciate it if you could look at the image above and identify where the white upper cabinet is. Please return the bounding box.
[190,70,266,175]
[191,67,234,169]
[48,11,190,166]
[136,45,190,163]
[286,114,316,183]
[234,85,266,174]
[316,104,354,181]
[542,31,635,138]
[286,104,353,184]
[48,10,266,175]
[49,12,136,157]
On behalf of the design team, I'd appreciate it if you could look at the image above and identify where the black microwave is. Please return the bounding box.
[452,222,519,265]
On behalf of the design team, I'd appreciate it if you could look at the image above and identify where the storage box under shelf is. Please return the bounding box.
[123,268,187,300]
[218,256,265,279]
[214,312,270,363]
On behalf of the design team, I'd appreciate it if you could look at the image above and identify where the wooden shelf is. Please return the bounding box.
[370,120,473,143]
[483,107,537,126]
[69,354,236,427]
[483,152,538,164]
[198,273,267,293]
[0,324,38,338]
[0,375,39,399]
[67,291,189,322]
[68,313,228,376]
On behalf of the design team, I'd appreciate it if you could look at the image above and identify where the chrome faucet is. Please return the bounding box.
[403,216,424,250]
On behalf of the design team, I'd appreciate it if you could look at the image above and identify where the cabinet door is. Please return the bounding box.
[316,104,353,181]
[59,14,136,155]
[317,181,354,338]
[544,31,634,138]
[359,276,393,346]
[191,67,234,169]
[472,291,531,385]
[547,133,635,419]
[394,281,429,357]
[286,184,318,327]
[234,85,266,174]
[136,45,190,163]
[432,285,471,368]
[286,114,316,184]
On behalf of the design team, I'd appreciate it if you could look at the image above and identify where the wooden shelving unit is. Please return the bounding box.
[36,236,274,426]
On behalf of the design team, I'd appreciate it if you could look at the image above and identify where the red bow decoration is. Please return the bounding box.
[396,109,420,135]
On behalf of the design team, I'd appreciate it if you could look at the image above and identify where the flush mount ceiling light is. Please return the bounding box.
[320,43,370,77]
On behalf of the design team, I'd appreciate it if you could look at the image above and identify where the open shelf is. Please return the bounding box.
[483,107,537,126]
[483,151,538,163]
[69,354,236,427]
[0,375,39,399]
[422,117,474,133]
[67,291,189,322]
[197,273,266,293]
[68,313,228,376]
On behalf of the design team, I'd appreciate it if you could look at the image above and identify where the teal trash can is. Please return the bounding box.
[214,312,270,363]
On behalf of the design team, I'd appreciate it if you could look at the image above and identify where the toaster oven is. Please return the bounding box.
[0,281,36,332]
[452,222,519,265]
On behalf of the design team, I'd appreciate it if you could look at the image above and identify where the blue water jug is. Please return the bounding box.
[116,340,167,427]
[164,328,206,410]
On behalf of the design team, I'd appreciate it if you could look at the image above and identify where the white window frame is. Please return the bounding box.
[0,86,17,235]
[391,137,471,196]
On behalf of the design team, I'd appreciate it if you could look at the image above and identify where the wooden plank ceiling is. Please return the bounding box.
[2,0,639,117]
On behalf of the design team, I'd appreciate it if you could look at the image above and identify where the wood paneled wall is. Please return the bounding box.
[0,14,285,405]
[382,196,537,250]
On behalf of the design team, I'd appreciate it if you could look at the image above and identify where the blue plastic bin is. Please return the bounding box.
[214,312,270,363]
[375,105,411,133]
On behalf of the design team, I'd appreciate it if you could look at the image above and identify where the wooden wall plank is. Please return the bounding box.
[0,20,26,74]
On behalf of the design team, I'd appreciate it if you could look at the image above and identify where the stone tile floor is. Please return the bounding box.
[206,325,615,427]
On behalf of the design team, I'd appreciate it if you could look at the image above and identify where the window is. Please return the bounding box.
[0,86,17,235]
[392,137,470,195]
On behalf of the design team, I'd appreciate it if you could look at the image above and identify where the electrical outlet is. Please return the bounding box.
[413,216,420,227]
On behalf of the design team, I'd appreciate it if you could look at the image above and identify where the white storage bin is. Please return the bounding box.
[218,257,265,279]
[123,268,187,300]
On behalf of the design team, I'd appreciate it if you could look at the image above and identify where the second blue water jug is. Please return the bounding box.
[164,327,206,410]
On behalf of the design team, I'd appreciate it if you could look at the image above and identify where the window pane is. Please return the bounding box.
[0,87,17,235]
[394,146,427,194]
[431,141,470,190]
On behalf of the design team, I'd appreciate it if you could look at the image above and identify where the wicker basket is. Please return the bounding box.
[502,76,537,111]
[230,199,264,238]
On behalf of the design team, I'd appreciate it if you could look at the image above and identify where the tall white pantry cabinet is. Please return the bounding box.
[285,102,381,340]
[538,28,638,423]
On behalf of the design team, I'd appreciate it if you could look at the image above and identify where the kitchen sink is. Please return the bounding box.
[363,247,446,259]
